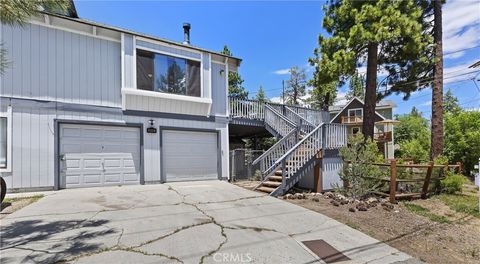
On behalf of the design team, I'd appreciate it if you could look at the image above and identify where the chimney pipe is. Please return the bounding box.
[183,23,191,45]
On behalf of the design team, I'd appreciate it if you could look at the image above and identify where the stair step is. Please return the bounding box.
[257,186,276,193]
[269,175,283,181]
[262,181,281,187]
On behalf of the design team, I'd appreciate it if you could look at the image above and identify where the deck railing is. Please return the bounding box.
[228,97,330,124]
[229,97,265,120]
[252,129,299,179]
[324,123,348,149]
[264,105,296,137]
[341,116,362,124]
[277,123,324,183]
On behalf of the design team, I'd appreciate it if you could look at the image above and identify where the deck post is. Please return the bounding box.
[421,161,434,199]
[389,159,397,203]
[281,160,287,194]
[314,153,322,192]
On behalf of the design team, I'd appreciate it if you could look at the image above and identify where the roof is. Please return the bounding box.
[40,11,242,66]
[469,61,480,68]
[330,97,388,123]
[328,97,396,112]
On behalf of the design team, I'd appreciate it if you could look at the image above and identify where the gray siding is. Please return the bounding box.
[211,62,227,116]
[1,23,121,107]
[123,34,135,89]
[0,99,229,190]
[136,40,202,60]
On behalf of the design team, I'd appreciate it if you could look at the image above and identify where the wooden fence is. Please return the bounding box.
[370,160,462,203]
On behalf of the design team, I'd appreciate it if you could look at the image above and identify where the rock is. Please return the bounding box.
[349,207,356,212]
[335,194,346,200]
[324,192,334,198]
[340,199,349,205]
[331,200,340,207]
[315,192,322,196]
[357,205,368,211]
[356,202,367,209]
[366,197,377,204]
[381,202,394,211]
[284,194,293,200]
[312,197,320,202]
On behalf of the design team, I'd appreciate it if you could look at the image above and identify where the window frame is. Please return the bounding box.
[135,46,203,98]
[0,107,12,172]
[348,108,363,117]
[351,126,361,135]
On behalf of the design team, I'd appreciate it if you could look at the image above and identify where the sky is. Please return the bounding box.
[74,0,480,116]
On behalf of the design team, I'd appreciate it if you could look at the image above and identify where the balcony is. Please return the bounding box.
[341,116,363,124]
[374,131,393,142]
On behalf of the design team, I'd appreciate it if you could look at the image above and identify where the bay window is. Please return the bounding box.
[136,49,201,97]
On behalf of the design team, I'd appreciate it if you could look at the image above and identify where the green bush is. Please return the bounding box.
[441,172,465,194]
[337,135,387,199]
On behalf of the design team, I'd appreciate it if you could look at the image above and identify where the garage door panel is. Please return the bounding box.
[60,124,141,188]
[163,130,218,182]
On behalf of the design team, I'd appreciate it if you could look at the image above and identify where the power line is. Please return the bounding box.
[443,45,480,56]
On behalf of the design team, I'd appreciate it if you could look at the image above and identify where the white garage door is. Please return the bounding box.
[163,130,218,182]
[59,124,141,188]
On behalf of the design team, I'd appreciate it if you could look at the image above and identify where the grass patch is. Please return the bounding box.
[403,202,450,223]
[3,195,43,204]
[435,193,480,217]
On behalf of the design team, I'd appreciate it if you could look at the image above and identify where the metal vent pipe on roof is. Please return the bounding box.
[183,23,191,45]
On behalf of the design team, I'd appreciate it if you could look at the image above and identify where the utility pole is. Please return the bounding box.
[282,80,285,104]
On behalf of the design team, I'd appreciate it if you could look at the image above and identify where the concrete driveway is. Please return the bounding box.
[0,181,418,264]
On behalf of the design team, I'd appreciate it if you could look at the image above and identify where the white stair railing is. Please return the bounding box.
[264,105,296,137]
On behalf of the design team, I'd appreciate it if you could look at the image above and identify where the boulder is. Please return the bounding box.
[284,194,293,200]
[348,207,356,212]
[312,196,320,202]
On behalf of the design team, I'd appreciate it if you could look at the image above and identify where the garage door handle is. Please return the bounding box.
[60,155,66,161]
[102,161,106,171]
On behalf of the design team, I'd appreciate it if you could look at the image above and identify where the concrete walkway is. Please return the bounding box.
[0,181,419,263]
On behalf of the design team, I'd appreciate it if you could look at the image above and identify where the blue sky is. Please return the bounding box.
[75,0,480,116]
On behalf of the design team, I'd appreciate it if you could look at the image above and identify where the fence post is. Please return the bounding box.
[456,162,462,174]
[421,161,434,199]
[389,159,397,204]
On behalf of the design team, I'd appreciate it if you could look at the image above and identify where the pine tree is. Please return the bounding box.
[346,71,365,100]
[431,0,444,159]
[443,89,461,114]
[284,66,306,105]
[311,0,431,139]
[306,81,337,111]
[221,45,248,99]
[255,86,268,102]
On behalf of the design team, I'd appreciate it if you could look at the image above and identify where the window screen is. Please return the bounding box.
[136,49,201,97]
[0,117,6,168]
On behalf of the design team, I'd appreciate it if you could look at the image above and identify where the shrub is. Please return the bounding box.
[441,172,465,194]
[337,135,387,199]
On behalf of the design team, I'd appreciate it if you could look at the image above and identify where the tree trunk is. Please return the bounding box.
[431,0,444,159]
[362,42,378,140]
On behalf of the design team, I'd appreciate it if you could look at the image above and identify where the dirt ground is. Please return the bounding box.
[233,180,480,264]
[0,196,43,219]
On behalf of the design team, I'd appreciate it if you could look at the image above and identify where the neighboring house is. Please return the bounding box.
[0,8,241,191]
[329,97,397,160]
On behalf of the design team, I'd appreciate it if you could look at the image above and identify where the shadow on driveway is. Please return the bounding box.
[0,219,117,263]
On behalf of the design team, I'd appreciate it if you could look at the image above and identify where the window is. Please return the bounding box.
[348,108,363,117]
[352,127,361,135]
[0,117,6,169]
[136,49,201,97]
[0,108,11,172]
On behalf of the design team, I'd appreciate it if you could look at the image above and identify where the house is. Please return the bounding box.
[0,3,351,196]
[329,97,397,160]
[0,6,241,191]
